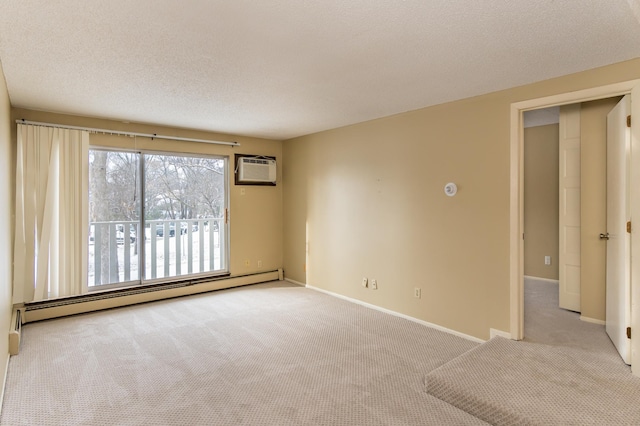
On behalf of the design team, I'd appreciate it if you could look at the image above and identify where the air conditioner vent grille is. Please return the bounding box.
[244,159,270,165]
[237,156,276,184]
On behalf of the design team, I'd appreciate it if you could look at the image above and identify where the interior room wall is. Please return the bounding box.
[0,62,13,391]
[282,138,308,284]
[283,58,640,340]
[10,108,284,287]
[523,124,559,280]
[580,97,622,322]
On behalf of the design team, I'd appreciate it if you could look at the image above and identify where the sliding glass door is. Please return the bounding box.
[88,150,141,287]
[143,153,227,280]
[88,149,228,289]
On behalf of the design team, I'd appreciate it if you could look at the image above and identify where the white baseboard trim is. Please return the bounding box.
[524,275,559,284]
[284,278,306,287]
[580,315,606,325]
[490,328,512,339]
[305,285,485,344]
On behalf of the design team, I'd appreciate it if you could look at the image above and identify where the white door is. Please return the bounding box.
[606,95,632,365]
[559,104,582,312]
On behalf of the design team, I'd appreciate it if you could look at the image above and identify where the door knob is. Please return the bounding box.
[599,233,610,240]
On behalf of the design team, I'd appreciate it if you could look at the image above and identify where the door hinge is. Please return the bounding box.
[224,208,229,224]
[627,221,632,233]
[627,115,631,128]
[627,327,631,339]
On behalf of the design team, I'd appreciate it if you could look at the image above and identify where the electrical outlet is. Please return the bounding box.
[544,256,551,266]
[257,260,263,269]
[371,279,378,290]
[414,288,421,299]
[244,259,250,267]
[362,277,368,288]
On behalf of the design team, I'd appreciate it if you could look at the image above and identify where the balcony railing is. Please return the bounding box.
[89,218,225,287]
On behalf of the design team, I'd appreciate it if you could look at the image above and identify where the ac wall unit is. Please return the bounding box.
[237,157,277,184]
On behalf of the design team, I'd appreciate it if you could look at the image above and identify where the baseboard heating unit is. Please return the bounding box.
[9,309,21,355]
[22,270,281,323]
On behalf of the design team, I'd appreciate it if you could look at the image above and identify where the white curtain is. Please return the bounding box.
[13,124,89,303]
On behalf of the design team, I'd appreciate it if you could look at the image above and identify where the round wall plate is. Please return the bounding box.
[444,182,457,197]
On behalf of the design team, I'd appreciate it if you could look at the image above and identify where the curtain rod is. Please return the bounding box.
[16,119,241,147]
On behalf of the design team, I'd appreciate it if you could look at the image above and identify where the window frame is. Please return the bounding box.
[88,146,230,292]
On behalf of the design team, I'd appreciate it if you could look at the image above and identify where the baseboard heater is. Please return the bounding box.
[22,269,282,324]
[9,309,21,355]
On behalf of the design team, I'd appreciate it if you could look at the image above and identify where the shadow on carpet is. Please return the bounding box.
[424,337,640,425]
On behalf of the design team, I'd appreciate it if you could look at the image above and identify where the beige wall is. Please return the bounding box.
[0,62,13,385]
[11,108,284,280]
[283,58,640,340]
[524,124,559,280]
[580,97,621,322]
[282,137,308,283]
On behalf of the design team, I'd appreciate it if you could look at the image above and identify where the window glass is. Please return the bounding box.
[88,149,227,289]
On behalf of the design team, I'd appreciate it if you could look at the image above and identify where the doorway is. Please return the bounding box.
[509,79,640,375]
[522,99,620,346]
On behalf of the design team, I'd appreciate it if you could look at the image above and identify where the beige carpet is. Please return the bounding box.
[0,281,487,425]
[425,337,640,425]
[425,277,640,425]
[523,277,621,355]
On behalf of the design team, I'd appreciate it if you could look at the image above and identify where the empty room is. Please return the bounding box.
[1,1,640,424]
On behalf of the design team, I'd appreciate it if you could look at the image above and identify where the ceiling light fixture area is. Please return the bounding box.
[15,119,240,147]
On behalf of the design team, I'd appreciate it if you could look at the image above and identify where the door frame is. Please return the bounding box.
[509,79,640,374]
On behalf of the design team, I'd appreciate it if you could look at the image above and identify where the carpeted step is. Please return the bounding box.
[424,337,640,425]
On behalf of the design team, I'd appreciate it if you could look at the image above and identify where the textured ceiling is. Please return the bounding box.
[1,1,639,140]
